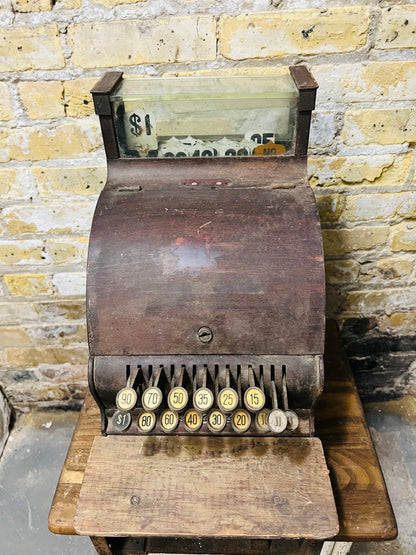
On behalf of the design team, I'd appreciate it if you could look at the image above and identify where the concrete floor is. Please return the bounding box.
[0,401,415,555]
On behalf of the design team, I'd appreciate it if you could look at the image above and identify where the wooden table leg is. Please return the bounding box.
[90,536,112,554]
[320,542,352,555]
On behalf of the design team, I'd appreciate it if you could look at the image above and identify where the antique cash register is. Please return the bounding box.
[75,67,339,542]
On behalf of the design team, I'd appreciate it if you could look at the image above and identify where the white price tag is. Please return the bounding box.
[244,131,276,145]
[159,137,190,158]
[215,137,254,157]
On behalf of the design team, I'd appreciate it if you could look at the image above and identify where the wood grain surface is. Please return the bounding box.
[74,435,337,539]
[48,321,397,542]
[315,321,397,542]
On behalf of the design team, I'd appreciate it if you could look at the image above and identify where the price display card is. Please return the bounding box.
[110,73,298,159]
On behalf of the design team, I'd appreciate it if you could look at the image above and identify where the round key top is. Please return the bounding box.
[137,411,156,433]
[218,387,238,413]
[160,409,179,432]
[285,409,299,431]
[207,409,226,433]
[167,386,188,412]
[116,387,137,412]
[193,387,214,412]
[268,409,287,433]
[184,409,203,432]
[231,409,251,433]
[112,410,131,432]
[255,408,270,432]
[244,386,266,412]
[141,386,163,411]
[280,371,299,431]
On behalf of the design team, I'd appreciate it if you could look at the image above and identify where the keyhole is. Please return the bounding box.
[197,326,213,343]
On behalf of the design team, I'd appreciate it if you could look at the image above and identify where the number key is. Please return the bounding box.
[142,386,163,411]
[116,387,137,412]
[184,409,202,432]
[167,386,188,412]
[193,387,214,412]
[137,411,156,433]
[255,408,270,432]
[231,409,251,433]
[244,386,265,412]
[112,410,132,432]
[218,387,238,413]
[160,410,179,432]
[207,409,226,433]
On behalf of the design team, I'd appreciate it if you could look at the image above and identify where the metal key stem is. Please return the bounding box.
[282,370,299,431]
[268,380,287,433]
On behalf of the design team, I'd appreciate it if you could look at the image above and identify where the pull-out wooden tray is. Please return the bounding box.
[75,435,338,539]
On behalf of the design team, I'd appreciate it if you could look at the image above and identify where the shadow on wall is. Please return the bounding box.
[0,386,12,457]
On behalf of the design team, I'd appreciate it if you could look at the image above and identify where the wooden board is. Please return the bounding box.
[74,435,338,539]
[315,320,397,542]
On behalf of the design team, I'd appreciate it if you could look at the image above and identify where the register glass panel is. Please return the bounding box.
[110,74,299,159]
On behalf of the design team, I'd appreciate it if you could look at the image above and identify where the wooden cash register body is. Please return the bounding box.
[75,67,338,539]
[77,68,338,541]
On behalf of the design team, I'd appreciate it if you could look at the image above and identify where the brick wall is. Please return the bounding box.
[0,1,415,410]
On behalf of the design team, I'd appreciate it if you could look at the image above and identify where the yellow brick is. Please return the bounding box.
[64,78,96,117]
[6,346,88,367]
[11,0,52,12]
[360,255,414,284]
[163,67,289,78]
[379,312,416,335]
[34,300,85,321]
[95,0,146,5]
[0,168,35,200]
[313,61,416,103]
[38,363,86,382]
[219,8,369,59]
[376,5,416,50]
[325,260,359,285]
[342,108,416,146]
[0,83,13,121]
[316,194,344,223]
[5,383,69,403]
[0,25,64,71]
[345,193,416,222]
[0,129,11,163]
[390,221,416,252]
[4,273,52,296]
[0,240,45,265]
[54,0,81,7]
[309,153,411,188]
[33,165,106,196]
[29,323,87,345]
[343,288,416,315]
[322,226,389,256]
[0,168,14,196]
[8,121,100,161]
[18,81,64,120]
[0,326,31,347]
[45,237,88,264]
[376,256,414,279]
[0,302,38,324]
[3,202,95,235]
[68,17,216,68]
[52,272,86,296]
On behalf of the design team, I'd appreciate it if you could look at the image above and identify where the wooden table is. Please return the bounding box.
[49,321,397,554]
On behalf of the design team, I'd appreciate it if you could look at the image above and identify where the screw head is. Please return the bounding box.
[130,495,141,506]
[197,326,213,343]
